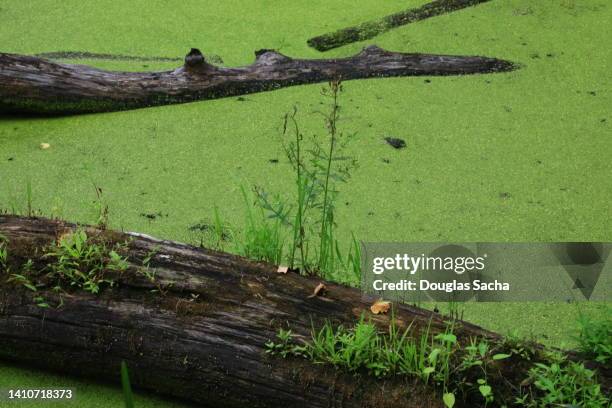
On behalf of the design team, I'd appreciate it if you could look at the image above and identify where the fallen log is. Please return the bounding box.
[0,46,516,115]
[0,215,499,408]
[307,0,493,51]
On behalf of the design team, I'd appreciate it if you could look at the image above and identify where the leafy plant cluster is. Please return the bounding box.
[266,318,610,408]
[267,318,511,407]
[7,229,129,307]
[576,309,612,367]
[516,353,610,408]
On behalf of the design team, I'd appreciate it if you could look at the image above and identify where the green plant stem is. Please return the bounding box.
[317,81,340,271]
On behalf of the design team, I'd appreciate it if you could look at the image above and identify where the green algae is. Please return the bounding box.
[0,0,610,406]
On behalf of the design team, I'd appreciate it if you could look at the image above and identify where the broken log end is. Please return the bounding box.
[254,49,292,66]
[357,45,389,58]
[182,48,217,74]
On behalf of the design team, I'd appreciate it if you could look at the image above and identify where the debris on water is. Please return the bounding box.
[40,143,51,150]
[381,158,390,163]
[140,211,166,220]
[207,54,224,65]
[189,221,232,241]
[268,159,279,163]
[189,222,209,232]
[384,137,406,149]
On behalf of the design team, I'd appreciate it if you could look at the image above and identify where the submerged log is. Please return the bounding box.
[0,46,516,115]
[0,215,499,408]
[307,0,493,51]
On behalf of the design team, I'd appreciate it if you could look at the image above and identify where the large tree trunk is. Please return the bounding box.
[0,215,499,408]
[0,46,516,116]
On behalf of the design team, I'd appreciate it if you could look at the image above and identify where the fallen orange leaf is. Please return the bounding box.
[308,282,326,298]
[370,300,391,315]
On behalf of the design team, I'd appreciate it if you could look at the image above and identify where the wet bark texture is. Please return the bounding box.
[0,216,499,408]
[0,45,515,115]
[307,0,493,51]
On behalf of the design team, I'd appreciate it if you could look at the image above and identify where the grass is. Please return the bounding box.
[266,317,610,407]
[575,306,612,366]
[0,0,610,406]
[0,234,7,270]
[121,362,135,408]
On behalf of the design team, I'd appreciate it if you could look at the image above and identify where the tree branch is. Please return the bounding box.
[0,46,516,115]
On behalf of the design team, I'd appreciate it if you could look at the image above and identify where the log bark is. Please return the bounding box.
[307,0,493,51]
[0,46,516,115]
[0,215,499,408]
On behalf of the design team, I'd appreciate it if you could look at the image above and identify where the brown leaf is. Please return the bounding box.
[308,282,326,298]
[277,265,289,274]
[57,230,73,243]
[370,300,391,315]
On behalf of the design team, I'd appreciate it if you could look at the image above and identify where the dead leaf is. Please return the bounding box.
[308,282,326,298]
[277,265,289,274]
[370,300,391,315]
[40,143,51,150]
[57,230,73,243]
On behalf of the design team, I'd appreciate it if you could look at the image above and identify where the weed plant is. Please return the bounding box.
[235,80,360,281]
